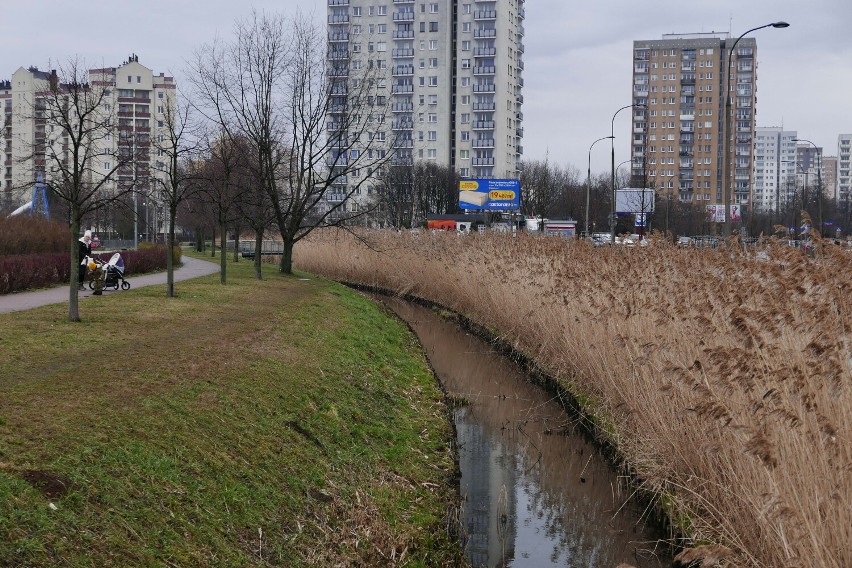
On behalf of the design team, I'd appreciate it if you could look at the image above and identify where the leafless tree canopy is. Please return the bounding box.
[189,10,398,273]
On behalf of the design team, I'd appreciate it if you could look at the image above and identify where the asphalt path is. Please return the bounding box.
[0,256,220,315]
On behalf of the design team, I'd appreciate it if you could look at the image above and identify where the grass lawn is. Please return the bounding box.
[0,253,461,567]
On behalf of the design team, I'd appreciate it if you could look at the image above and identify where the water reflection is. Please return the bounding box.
[375,296,669,568]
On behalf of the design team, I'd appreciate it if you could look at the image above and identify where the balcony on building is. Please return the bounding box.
[471,120,495,130]
[392,102,414,112]
[392,65,414,76]
[473,102,496,112]
[472,138,495,148]
[328,14,350,24]
[393,138,414,149]
[392,0,414,3]
[329,50,349,61]
[392,120,414,130]
[392,48,414,58]
[393,30,414,39]
[736,47,754,59]
[473,65,496,76]
[473,47,496,57]
[474,28,497,38]
[517,41,525,53]
[473,83,496,93]
[516,127,524,137]
[328,32,350,43]
[326,192,346,203]
[472,157,495,166]
[680,74,695,85]
[328,0,349,4]
[393,10,415,21]
[474,9,497,20]
[392,84,414,94]
[329,66,349,78]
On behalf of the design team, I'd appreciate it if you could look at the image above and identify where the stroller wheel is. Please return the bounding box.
[114,283,120,290]
[88,280,95,290]
[121,281,131,290]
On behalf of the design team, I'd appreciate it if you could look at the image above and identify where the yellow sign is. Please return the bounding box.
[459,181,479,191]
[489,190,516,201]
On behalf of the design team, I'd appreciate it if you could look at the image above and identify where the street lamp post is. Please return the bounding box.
[722,22,789,237]
[611,104,643,245]
[794,138,823,236]
[782,159,808,233]
[588,135,614,238]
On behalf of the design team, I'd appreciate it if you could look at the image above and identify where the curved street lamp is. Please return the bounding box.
[588,135,614,238]
[722,21,789,237]
[793,137,823,235]
[610,104,644,244]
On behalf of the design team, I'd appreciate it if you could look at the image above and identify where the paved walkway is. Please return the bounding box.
[0,256,220,314]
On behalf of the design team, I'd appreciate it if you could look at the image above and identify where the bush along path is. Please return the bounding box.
[0,257,462,566]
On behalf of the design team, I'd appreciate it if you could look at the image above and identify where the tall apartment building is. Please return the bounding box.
[822,155,837,203]
[1,56,175,215]
[796,143,823,201]
[632,33,757,217]
[838,134,851,210]
[752,126,797,213]
[326,0,525,209]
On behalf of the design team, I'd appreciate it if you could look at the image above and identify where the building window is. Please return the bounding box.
[428,113,437,123]
[429,76,438,87]
[429,40,438,50]
[462,40,471,51]
[353,6,361,16]
[462,22,471,32]
[428,131,437,141]
[460,149,469,159]
[377,5,386,15]
[430,22,438,32]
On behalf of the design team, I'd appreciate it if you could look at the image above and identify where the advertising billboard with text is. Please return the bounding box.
[458,179,521,211]
[615,188,655,214]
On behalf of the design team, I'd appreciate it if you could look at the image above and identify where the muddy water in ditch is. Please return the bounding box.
[375,296,670,568]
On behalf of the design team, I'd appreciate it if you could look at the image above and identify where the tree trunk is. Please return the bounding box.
[280,236,294,274]
[232,224,240,263]
[167,203,177,297]
[220,217,227,284]
[254,229,264,280]
[210,226,216,258]
[68,212,81,322]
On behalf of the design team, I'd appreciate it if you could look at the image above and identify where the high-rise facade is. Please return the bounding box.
[752,126,797,213]
[1,56,175,213]
[631,33,757,217]
[326,0,525,210]
[838,134,851,210]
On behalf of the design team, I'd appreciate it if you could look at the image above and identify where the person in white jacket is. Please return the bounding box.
[77,230,92,290]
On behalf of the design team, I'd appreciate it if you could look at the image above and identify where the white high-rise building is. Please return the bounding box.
[838,134,851,211]
[1,56,175,216]
[752,127,797,213]
[326,0,525,209]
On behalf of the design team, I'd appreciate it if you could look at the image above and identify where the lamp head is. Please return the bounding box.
[771,21,790,28]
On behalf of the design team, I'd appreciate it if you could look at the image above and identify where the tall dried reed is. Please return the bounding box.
[294,229,851,567]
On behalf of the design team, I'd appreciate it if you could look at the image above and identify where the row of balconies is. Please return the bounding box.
[474,10,497,20]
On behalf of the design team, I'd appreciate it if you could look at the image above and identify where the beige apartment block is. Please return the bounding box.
[632,33,758,213]
[325,0,525,213]
[1,55,175,216]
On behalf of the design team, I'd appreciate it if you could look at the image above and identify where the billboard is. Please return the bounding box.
[705,204,742,223]
[459,179,521,211]
[615,188,655,214]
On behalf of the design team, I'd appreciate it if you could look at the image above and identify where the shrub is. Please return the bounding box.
[0,216,68,255]
[0,244,181,294]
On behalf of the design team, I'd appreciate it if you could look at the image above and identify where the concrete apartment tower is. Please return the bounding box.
[752,126,797,213]
[326,0,525,210]
[838,134,851,211]
[1,56,175,219]
[631,33,758,217]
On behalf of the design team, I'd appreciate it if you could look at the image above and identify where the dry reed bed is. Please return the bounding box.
[294,229,851,568]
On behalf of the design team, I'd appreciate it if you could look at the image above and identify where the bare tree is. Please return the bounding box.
[151,92,201,296]
[16,59,132,321]
[190,10,397,274]
[191,133,249,284]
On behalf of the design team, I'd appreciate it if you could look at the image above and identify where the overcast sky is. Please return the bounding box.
[1,0,849,175]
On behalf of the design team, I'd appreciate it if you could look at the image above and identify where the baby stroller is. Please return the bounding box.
[88,253,131,291]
